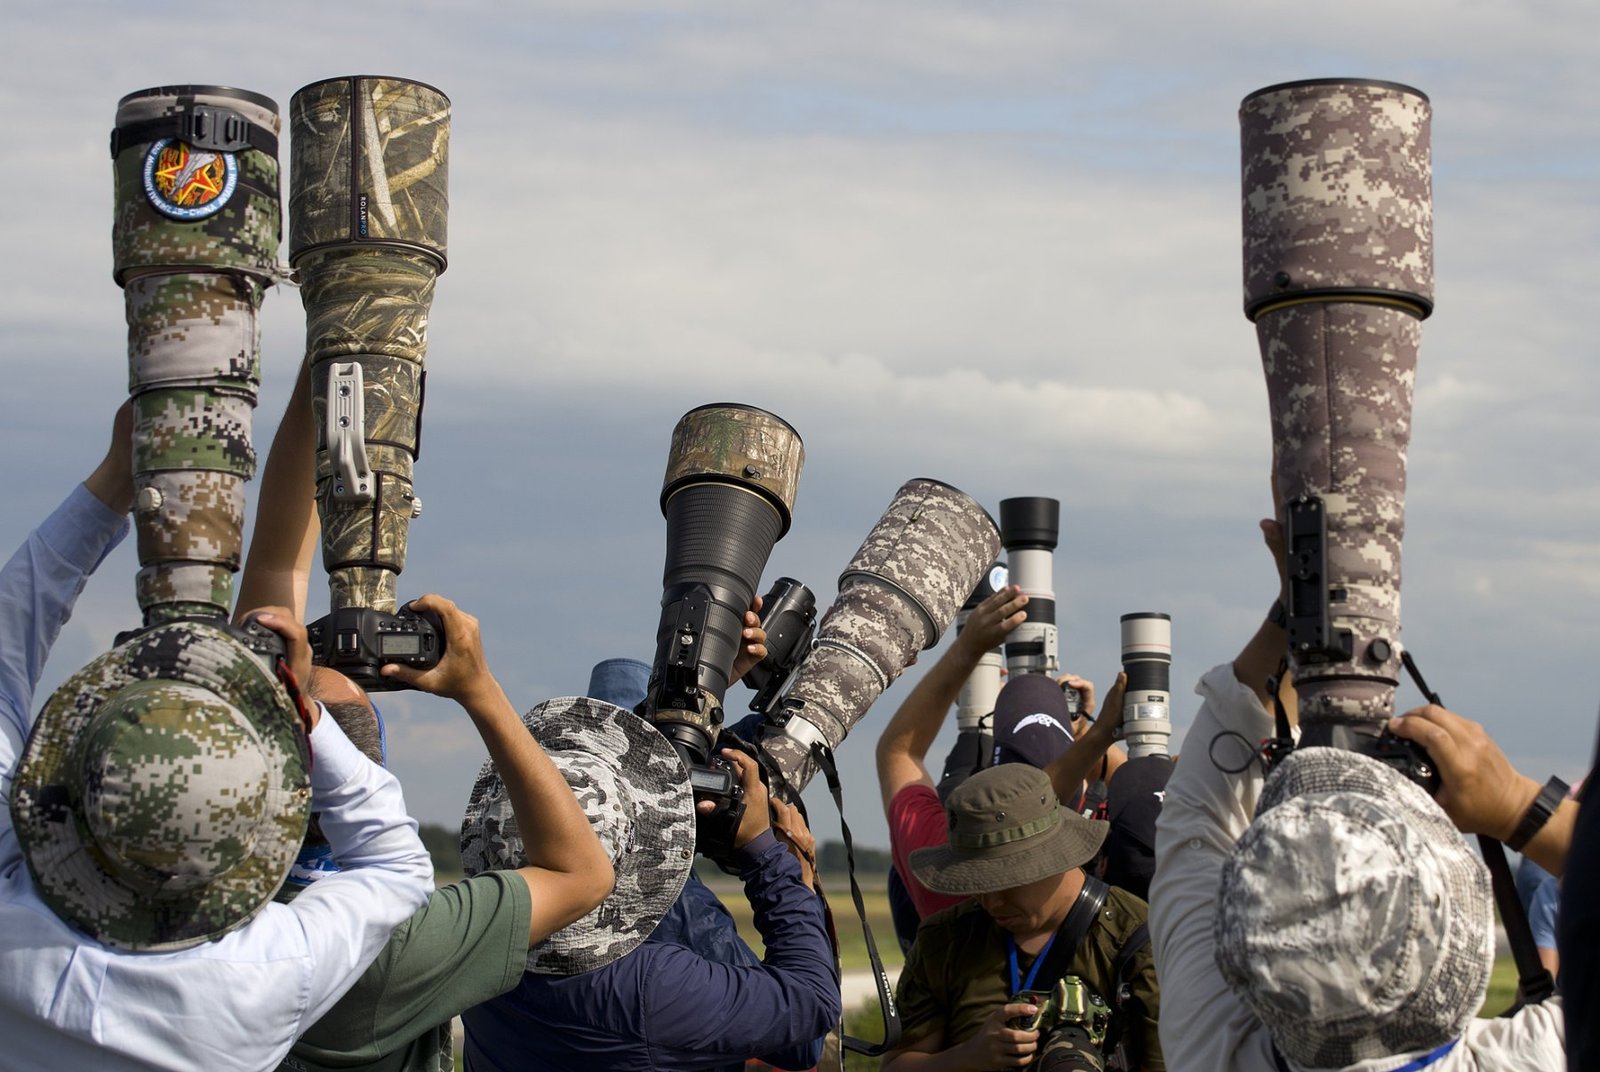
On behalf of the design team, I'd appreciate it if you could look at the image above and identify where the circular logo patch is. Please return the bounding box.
[142,138,238,221]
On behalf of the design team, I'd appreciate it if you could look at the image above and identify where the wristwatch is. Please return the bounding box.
[1507,776,1569,852]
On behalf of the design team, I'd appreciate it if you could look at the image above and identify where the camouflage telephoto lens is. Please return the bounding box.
[648,404,804,766]
[1118,613,1172,759]
[1242,78,1431,735]
[291,75,450,615]
[112,85,282,625]
[757,479,1000,796]
[999,498,1059,678]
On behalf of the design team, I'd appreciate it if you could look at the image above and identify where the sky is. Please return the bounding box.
[2,0,1597,850]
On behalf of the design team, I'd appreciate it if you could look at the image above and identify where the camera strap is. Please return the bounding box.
[1399,651,1556,1013]
[1023,874,1110,998]
[809,741,903,1057]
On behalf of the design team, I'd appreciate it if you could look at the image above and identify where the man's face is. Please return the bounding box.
[974,867,1083,937]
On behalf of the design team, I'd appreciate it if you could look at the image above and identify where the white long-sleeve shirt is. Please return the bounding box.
[0,485,434,1072]
[1149,661,1564,1072]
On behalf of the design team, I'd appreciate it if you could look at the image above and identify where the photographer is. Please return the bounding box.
[0,403,433,1071]
[281,595,615,1072]
[1148,518,1566,1072]
[884,763,1163,1072]
[461,744,839,1071]
[876,585,1127,924]
[225,360,616,1071]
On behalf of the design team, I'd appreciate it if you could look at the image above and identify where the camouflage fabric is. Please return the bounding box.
[301,253,433,612]
[759,478,1000,793]
[112,85,281,284]
[114,86,278,625]
[1215,749,1491,1068]
[291,76,449,616]
[1242,80,1432,724]
[460,696,693,975]
[1241,79,1432,318]
[662,404,805,533]
[289,77,450,269]
[10,622,310,952]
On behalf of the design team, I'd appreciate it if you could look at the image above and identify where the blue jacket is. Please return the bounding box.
[462,832,839,1072]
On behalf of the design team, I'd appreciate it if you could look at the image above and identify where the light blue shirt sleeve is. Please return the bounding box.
[0,484,128,868]
[1527,871,1560,951]
[285,710,435,1027]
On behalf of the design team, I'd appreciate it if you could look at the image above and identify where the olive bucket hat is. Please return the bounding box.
[9,622,311,952]
[460,695,694,974]
[911,763,1108,895]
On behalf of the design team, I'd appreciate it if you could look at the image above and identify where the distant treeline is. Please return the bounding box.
[421,821,894,882]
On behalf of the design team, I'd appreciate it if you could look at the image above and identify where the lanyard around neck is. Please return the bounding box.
[1007,932,1059,995]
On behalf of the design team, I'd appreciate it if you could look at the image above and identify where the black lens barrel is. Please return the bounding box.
[657,483,784,702]
[1000,497,1060,552]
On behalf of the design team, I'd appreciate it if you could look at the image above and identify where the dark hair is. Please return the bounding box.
[323,701,385,765]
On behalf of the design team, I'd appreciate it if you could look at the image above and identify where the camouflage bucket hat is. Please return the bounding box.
[460,696,694,975]
[910,763,1107,896]
[9,622,311,951]
[1214,748,1493,1069]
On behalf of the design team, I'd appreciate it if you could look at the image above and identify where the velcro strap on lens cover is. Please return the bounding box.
[112,106,278,158]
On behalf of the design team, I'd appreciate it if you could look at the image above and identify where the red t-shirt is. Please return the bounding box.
[888,783,967,920]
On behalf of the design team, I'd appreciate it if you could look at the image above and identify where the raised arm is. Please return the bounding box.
[2,403,133,752]
[875,585,1026,813]
[1046,671,1127,805]
[234,358,318,623]
[1232,518,1297,724]
[383,594,614,942]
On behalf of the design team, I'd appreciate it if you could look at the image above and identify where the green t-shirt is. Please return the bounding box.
[892,885,1164,1071]
[281,871,533,1072]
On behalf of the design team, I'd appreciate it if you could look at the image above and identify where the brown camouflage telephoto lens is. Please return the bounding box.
[647,404,804,763]
[290,75,450,613]
[1241,78,1432,732]
[112,85,282,624]
[757,478,1000,796]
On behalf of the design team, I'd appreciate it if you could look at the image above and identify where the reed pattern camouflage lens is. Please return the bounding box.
[647,406,803,774]
[758,479,1000,794]
[1241,79,1432,725]
[291,77,450,613]
[112,86,281,624]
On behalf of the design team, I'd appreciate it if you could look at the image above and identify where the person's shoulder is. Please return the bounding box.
[371,872,530,971]
[910,899,992,957]
[890,781,942,818]
[1100,885,1151,934]
[1459,996,1565,1064]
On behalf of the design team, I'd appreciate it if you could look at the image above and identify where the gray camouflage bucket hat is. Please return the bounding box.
[10,622,311,951]
[460,695,694,974]
[1214,748,1493,1069]
[910,763,1107,896]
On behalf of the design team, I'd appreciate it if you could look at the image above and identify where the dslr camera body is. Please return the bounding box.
[306,605,445,691]
[1011,976,1110,1072]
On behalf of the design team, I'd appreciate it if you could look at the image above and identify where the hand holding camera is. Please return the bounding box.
[962,1001,1041,1069]
[697,748,766,850]
[379,595,499,707]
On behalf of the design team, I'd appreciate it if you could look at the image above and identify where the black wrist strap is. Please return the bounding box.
[1508,776,1568,853]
